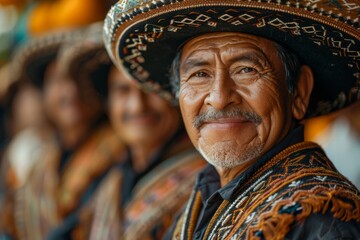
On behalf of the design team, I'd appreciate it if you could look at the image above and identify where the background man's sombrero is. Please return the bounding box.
[104,0,360,117]
[57,22,113,101]
[11,28,83,88]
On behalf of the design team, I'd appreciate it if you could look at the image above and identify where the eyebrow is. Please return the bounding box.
[181,51,267,75]
[181,58,211,75]
[227,52,266,67]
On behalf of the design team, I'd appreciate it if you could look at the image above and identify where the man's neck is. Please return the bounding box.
[216,158,258,187]
[215,125,305,188]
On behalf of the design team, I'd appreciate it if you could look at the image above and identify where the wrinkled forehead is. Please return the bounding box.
[180,32,278,60]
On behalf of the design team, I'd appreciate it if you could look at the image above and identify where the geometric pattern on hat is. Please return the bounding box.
[103,0,360,117]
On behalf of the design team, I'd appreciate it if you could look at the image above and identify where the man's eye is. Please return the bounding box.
[240,67,256,74]
[194,71,209,78]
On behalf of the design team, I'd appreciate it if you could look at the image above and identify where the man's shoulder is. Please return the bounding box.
[263,141,354,188]
[270,141,335,171]
[208,141,360,239]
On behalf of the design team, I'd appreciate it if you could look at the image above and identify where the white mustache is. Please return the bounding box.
[193,107,262,129]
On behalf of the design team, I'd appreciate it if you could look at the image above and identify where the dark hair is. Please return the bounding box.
[169,41,302,98]
[274,42,302,94]
[169,49,182,98]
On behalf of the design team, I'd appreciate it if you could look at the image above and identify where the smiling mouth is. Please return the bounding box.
[193,107,262,129]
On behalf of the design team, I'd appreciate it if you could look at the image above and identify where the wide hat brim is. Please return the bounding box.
[104,0,360,117]
[66,48,112,100]
[11,28,84,88]
[58,23,113,100]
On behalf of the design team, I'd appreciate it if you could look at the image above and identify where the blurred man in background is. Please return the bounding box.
[48,22,205,240]
[1,80,51,188]
[0,27,125,239]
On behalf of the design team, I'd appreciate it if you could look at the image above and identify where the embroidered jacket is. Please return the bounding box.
[170,142,360,240]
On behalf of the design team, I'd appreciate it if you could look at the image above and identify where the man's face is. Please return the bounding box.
[108,66,180,147]
[12,86,44,132]
[43,61,87,129]
[179,32,295,169]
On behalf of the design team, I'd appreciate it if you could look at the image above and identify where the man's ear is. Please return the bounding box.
[292,65,314,120]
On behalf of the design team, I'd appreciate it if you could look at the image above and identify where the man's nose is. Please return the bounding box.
[204,69,240,110]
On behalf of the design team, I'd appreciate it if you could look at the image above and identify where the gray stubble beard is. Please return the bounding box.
[197,141,264,170]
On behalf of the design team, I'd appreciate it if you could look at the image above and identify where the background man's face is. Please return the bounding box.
[108,66,180,147]
[11,85,44,133]
[43,61,88,129]
[178,32,294,169]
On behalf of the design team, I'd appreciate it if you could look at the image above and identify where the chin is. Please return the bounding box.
[198,142,264,170]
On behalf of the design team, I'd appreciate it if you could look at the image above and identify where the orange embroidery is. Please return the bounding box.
[248,186,360,240]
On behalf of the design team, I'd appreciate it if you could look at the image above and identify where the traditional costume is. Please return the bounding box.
[169,127,360,239]
[103,0,360,239]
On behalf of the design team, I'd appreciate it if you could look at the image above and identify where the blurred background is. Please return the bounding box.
[0,0,359,193]
[0,0,116,61]
[0,0,116,149]
[0,0,119,206]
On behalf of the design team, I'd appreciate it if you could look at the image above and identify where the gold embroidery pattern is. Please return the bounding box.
[247,186,360,240]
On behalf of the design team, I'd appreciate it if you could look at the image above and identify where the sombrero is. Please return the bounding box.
[11,28,83,88]
[103,0,360,117]
[57,22,113,100]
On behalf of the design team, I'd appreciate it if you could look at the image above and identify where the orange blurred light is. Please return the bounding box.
[28,0,109,36]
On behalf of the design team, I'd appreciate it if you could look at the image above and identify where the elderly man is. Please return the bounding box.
[103,0,360,239]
